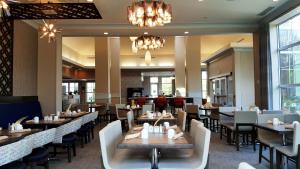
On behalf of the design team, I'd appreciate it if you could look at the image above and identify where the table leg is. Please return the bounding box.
[151,148,158,169]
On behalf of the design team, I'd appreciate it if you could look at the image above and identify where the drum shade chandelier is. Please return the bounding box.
[127,0,172,27]
[135,35,165,50]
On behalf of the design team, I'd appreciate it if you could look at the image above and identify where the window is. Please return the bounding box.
[161,77,173,95]
[202,70,208,98]
[150,77,158,97]
[277,14,300,112]
[62,82,78,95]
[86,82,95,102]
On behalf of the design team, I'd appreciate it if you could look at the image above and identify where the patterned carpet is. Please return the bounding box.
[45,123,296,169]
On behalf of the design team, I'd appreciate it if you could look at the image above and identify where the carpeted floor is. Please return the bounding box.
[46,123,296,169]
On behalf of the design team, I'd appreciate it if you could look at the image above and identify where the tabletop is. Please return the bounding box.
[118,129,193,149]
[199,107,219,111]
[24,118,72,129]
[0,129,41,147]
[254,123,294,134]
[137,114,177,122]
[219,111,235,117]
[59,111,89,119]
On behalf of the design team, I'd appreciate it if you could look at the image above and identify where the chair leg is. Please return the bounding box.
[259,143,262,163]
[80,136,84,148]
[44,160,49,169]
[91,125,95,139]
[67,146,72,163]
[220,125,223,140]
[270,147,274,169]
[276,150,282,169]
[72,143,76,156]
[236,130,240,151]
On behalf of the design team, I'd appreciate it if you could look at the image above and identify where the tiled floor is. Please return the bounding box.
[45,123,296,169]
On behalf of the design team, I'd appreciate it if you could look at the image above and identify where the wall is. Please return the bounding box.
[208,50,234,78]
[13,20,38,96]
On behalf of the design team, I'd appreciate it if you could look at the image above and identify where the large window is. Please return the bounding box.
[62,82,78,95]
[277,14,300,112]
[86,82,96,102]
[161,77,173,96]
[150,76,174,97]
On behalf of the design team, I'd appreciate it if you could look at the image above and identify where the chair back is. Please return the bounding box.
[185,104,199,114]
[0,137,32,166]
[190,119,203,139]
[81,113,91,125]
[26,128,56,149]
[174,97,184,108]
[155,97,167,108]
[127,111,135,130]
[74,104,89,112]
[262,110,283,114]
[53,118,82,143]
[177,110,187,131]
[284,114,300,124]
[99,120,122,169]
[108,105,116,115]
[292,123,300,155]
[194,125,211,168]
[142,104,153,113]
[257,114,284,141]
[238,162,256,169]
[115,104,126,119]
[210,108,220,120]
[234,111,257,130]
[136,97,147,106]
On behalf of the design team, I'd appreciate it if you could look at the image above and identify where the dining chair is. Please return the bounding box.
[142,104,152,113]
[52,118,82,162]
[108,105,117,122]
[275,123,300,169]
[99,120,151,169]
[177,110,187,132]
[23,128,56,169]
[219,106,235,140]
[115,104,127,129]
[185,104,208,129]
[127,111,135,130]
[209,108,220,132]
[238,162,256,169]
[190,119,204,138]
[223,111,257,151]
[159,124,211,169]
[284,114,300,124]
[257,114,284,169]
[154,96,168,112]
[136,97,147,107]
[77,113,92,147]
[0,137,32,169]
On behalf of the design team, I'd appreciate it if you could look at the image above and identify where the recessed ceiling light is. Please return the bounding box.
[184,31,189,34]
[273,0,279,1]
[144,32,148,35]
[198,0,204,2]
[87,0,93,2]
[104,32,109,35]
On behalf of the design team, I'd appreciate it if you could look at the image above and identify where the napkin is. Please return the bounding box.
[125,132,141,140]
[173,132,184,140]
[0,136,8,141]
[10,128,31,134]
[167,125,178,130]
[133,126,143,131]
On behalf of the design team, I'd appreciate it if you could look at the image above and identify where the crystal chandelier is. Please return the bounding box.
[40,20,60,43]
[0,0,11,17]
[127,0,172,27]
[145,50,152,65]
[135,35,165,50]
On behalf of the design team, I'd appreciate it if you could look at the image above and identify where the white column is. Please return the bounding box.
[174,36,187,96]
[109,37,121,104]
[186,37,202,104]
[37,34,62,114]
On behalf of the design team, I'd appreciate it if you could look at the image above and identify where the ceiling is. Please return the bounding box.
[25,0,290,36]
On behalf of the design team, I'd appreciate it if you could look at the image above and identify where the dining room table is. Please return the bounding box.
[23,118,72,130]
[117,127,193,169]
[59,111,89,119]
[199,106,219,116]
[136,113,177,125]
[0,128,41,147]
[89,104,105,113]
[254,123,294,146]
[218,111,235,117]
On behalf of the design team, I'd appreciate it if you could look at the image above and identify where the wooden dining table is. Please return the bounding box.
[118,107,142,118]
[219,111,235,117]
[0,128,41,146]
[59,111,89,119]
[118,128,193,169]
[254,123,294,146]
[199,107,219,116]
[137,113,177,125]
[23,118,72,129]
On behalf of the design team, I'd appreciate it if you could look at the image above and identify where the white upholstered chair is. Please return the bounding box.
[190,119,204,138]
[158,124,211,169]
[99,120,151,169]
[238,162,256,169]
[177,110,187,132]
[142,104,152,113]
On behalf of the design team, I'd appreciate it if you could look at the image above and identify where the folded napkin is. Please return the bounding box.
[10,128,31,134]
[167,125,178,130]
[133,126,143,131]
[125,132,141,140]
[285,124,294,129]
[0,136,8,141]
[173,132,184,140]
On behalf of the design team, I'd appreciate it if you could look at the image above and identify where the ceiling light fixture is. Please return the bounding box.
[127,0,172,27]
[130,37,138,53]
[104,32,109,35]
[184,31,189,34]
[144,32,148,35]
[145,50,152,65]
[0,0,12,17]
[40,19,60,43]
[135,35,165,50]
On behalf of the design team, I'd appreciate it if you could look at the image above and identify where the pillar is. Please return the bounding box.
[186,37,202,104]
[109,37,121,104]
[174,36,187,96]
